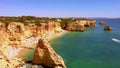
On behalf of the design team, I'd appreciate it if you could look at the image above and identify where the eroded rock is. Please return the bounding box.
[32,39,66,68]
[65,20,96,31]
[104,26,112,30]
[99,21,106,25]
[65,22,85,31]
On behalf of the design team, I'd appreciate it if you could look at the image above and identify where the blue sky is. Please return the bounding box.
[0,0,120,17]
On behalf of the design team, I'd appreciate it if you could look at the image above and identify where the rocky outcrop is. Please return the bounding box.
[104,26,112,30]
[0,53,24,68]
[65,22,85,31]
[99,21,106,25]
[38,21,62,37]
[32,39,66,68]
[4,21,62,46]
[24,21,62,38]
[65,20,96,31]
[7,22,26,46]
[85,20,96,27]
[7,22,24,34]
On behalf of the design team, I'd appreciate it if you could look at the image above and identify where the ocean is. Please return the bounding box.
[50,18,120,68]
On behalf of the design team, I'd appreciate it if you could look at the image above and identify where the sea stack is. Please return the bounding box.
[99,21,106,25]
[104,26,112,30]
[32,39,66,68]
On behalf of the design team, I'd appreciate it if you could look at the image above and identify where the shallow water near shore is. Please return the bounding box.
[50,19,120,68]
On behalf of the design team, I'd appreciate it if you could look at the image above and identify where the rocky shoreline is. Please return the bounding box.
[15,29,68,68]
[0,17,96,68]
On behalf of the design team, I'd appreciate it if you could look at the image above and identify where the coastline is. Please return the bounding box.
[47,30,68,41]
[16,30,68,59]
[0,17,96,68]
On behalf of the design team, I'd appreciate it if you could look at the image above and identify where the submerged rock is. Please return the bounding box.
[104,26,112,30]
[32,39,66,68]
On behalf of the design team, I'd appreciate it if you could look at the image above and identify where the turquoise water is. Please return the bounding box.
[50,19,120,68]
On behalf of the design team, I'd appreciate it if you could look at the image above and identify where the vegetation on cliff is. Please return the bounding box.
[0,16,95,27]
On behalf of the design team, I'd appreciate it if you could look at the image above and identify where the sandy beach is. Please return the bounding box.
[16,30,68,59]
[47,30,68,41]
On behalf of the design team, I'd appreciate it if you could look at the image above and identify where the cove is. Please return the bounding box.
[20,19,120,68]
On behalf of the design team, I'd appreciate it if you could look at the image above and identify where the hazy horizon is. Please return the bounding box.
[0,0,120,18]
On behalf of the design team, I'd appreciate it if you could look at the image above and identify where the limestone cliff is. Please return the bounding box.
[0,21,62,47]
[0,18,96,68]
[65,22,85,31]
[24,21,62,38]
[65,20,96,31]
[32,39,66,68]
[37,21,62,37]
[7,22,25,46]
[0,21,64,68]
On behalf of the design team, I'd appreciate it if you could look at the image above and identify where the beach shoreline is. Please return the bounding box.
[15,30,68,59]
[47,30,68,41]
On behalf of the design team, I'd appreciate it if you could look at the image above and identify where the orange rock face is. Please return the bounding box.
[65,22,86,31]
[7,22,25,46]
[32,39,66,68]
[104,26,112,30]
[65,20,96,31]
[99,21,106,25]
